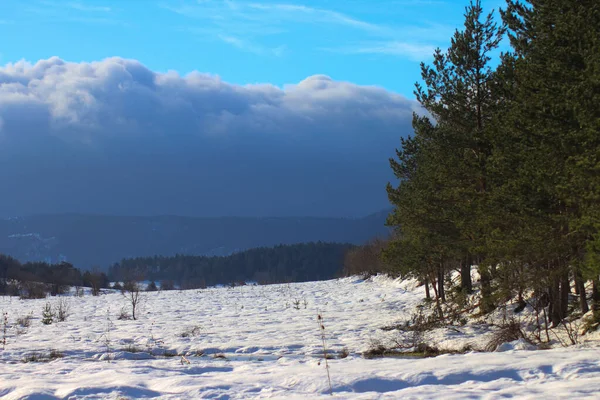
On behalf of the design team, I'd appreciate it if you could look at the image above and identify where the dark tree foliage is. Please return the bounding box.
[109,242,354,288]
[386,0,600,322]
[0,254,108,296]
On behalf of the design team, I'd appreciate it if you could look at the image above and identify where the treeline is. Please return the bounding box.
[0,254,110,298]
[109,242,354,288]
[385,0,600,324]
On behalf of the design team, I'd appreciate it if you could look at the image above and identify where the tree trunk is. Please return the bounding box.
[575,269,589,314]
[461,255,473,294]
[424,276,431,300]
[559,268,570,319]
[592,279,600,316]
[479,265,494,313]
[429,271,444,320]
[548,275,562,327]
[437,263,445,303]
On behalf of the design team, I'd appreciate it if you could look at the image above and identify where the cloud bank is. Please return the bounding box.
[0,57,416,217]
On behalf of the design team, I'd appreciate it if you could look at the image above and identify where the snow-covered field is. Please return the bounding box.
[1,276,599,399]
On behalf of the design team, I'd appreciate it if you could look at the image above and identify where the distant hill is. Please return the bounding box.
[0,211,391,268]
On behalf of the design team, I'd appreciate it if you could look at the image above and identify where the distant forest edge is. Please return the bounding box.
[109,242,355,288]
[0,254,110,298]
[0,242,357,297]
[0,211,389,268]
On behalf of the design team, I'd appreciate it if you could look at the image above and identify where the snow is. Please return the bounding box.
[0,275,599,399]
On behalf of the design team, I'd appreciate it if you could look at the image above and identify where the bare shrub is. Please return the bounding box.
[485,318,528,352]
[17,313,33,328]
[317,313,333,395]
[2,312,8,350]
[343,238,390,278]
[75,286,84,297]
[22,352,43,363]
[551,319,582,347]
[99,308,115,362]
[20,282,48,300]
[180,325,203,338]
[22,349,64,363]
[117,307,131,320]
[338,347,349,359]
[122,281,143,320]
[48,349,64,359]
[84,270,107,296]
[123,344,142,353]
[363,339,387,359]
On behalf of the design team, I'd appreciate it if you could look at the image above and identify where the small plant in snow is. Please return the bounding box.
[41,303,54,325]
[180,325,203,338]
[22,349,64,363]
[15,312,33,336]
[55,298,70,322]
[117,306,131,320]
[2,312,8,350]
[317,312,333,396]
[99,308,115,362]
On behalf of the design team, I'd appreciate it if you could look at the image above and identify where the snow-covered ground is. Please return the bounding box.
[1,276,599,399]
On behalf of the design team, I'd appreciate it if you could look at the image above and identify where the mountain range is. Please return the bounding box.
[0,211,391,269]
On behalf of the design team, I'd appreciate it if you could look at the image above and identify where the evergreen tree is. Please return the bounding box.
[387,0,505,310]
[499,0,600,322]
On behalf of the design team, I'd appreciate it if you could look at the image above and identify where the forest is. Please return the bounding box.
[381,0,600,326]
[0,254,109,298]
[109,242,354,288]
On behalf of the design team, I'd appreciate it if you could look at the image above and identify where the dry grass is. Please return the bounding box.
[485,319,528,352]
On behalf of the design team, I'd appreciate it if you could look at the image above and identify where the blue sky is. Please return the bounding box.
[0,0,503,97]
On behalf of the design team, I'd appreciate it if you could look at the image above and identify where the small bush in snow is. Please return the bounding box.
[41,303,54,325]
[117,307,131,320]
[22,349,64,363]
[146,281,158,292]
[2,312,8,350]
[20,282,48,300]
[485,318,529,352]
[54,298,70,322]
[316,313,333,395]
[180,325,203,338]
[16,313,33,328]
[123,344,143,353]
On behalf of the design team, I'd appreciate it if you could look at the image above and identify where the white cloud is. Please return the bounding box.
[0,56,417,143]
[0,57,416,217]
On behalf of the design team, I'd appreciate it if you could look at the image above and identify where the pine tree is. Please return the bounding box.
[41,303,54,325]
[387,0,505,310]
[500,0,600,322]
